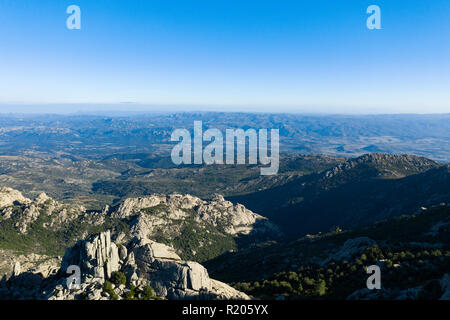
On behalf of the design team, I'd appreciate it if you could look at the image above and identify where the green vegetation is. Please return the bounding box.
[141,204,168,215]
[123,285,160,300]
[170,217,237,262]
[0,195,239,264]
[0,206,60,255]
[234,244,449,299]
[205,206,450,299]
[110,271,127,286]
[230,154,447,239]
[103,280,119,300]
[0,204,130,256]
[141,285,159,300]
[123,286,136,300]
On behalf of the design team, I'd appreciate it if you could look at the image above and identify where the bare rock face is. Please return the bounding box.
[209,279,250,300]
[129,238,210,296]
[113,193,281,241]
[12,262,21,277]
[112,195,168,218]
[0,188,271,300]
[0,250,61,300]
[0,249,60,280]
[34,193,51,205]
[118,245,128,261]
[61,230,120,280]
[47,231,250,300]
[126,236,250,300]
[15,204,41,234]
[134,238,181,260]
[196,194,273,236]
[0,187,31,208]
[0,187,87,235]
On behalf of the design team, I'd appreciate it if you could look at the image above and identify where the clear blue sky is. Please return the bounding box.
[0,0,449,113]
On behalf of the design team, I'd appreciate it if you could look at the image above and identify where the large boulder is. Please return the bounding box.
[126,237,249,300]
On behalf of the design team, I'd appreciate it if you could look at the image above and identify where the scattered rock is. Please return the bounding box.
[322,237,376,265]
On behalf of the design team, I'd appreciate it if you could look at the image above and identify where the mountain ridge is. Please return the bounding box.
[0,187,281,270]
[229,154,449,238]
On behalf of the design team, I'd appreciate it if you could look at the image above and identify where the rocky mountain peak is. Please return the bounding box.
[0,187,87,234]
[112,193,281,244]
[354,153,438,168]
[0,187,31,208]
[34,193,51,205]
[322,153,440,180]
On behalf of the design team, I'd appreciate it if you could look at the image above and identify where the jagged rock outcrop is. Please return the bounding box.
[0,187,86,234]
[48,231,249,300]
[197,194,276,236]
[113,195,171,218]
[123,237,249,300]
[0,187,31,208]
[1,230,249,300]
[61,230,120,280]
[0,251,61,300]
[12,262,21,277]
[34,193,51,205]
[0,187,276,300]
[113,193,281,241]
[0,249,60,280]
[0,187,280,255]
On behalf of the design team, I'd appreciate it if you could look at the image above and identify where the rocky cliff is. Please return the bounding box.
[0,187,281,262]
[0,187,272,300]
[0,231,249,300]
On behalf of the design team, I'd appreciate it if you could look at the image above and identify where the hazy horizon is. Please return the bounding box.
[1,1,449,114]
[0,103,450,116]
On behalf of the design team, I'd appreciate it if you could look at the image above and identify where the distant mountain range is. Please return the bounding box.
[230,154,450,238]
[1,113,450,161]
